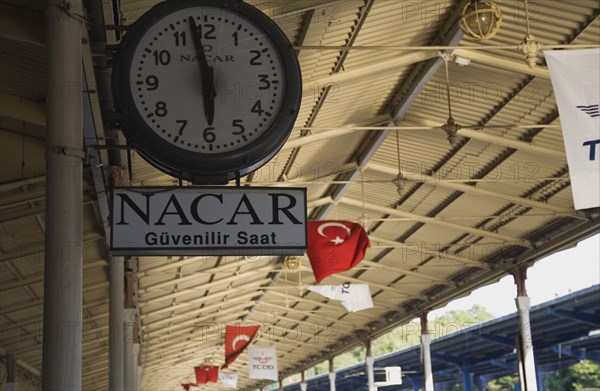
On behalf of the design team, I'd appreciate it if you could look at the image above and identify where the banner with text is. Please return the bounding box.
[248,346,278,381]
[111,187,307,255]
[546,49,600,209]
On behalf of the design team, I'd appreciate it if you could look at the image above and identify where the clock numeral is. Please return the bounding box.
[258,74,270,90]
[232,31,239,46]
[232,119,245,135]
[251,101,264,116]
[176,120,188,135]
[153,50,171,66]
[198,24,216,40]
[146,75,159,91]
[155,101,168,117]
[173,31,187,46]
[250,50,262,66]
[203,127,216,143]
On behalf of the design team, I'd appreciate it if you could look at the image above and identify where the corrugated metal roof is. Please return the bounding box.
[0,1,598,390]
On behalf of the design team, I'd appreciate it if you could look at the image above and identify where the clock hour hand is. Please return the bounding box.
[188,16,216,126]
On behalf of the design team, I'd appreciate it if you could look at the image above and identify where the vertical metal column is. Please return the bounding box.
[421,313,434,391]
[132,343,140,390]
[6,354,16,391]
[124,265,139,391]
[124,308,137,390]
[300,370,307,391]
[366,340,375,391]
[512,265,538,391]
[462,367,472,391]
[329,358,336,391]
[109,255,125,390]
[42,1,84,390]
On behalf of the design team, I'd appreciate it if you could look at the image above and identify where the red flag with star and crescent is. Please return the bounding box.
[306,220,370,283]
[223,325,260,368]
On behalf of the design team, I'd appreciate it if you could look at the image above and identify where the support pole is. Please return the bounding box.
[278,379,283,391]
[109,256,125,390]
[366,340,375,391]
[124,264,140,390]
[421,313,434,391]
[329,358,336,391]
[512,264,538,391]
[42,1,84,390]
[300,370,307,391]
[6,354,16,391]
[124,308,137,390]
[462,367,472,391]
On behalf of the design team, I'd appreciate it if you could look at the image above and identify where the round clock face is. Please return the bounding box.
[113,0,301,183]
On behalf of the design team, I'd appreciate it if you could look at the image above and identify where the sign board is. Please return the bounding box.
[110,187,307,256]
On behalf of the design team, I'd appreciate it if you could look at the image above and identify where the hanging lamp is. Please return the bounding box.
[459,0,503,40]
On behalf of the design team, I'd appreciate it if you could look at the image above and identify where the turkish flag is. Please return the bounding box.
[223,324,260,367]
[194,366,219,384]
[306,220,370,283]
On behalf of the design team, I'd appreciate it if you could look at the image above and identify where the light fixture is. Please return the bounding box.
[459,0,503,40]
[392,130,406,195]
[454,55,472,66]
[284,257,300,271]
[441,54,462,145]
[517,0,542,68]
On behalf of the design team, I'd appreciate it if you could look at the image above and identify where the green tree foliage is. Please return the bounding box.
[543,360,600,391]
[485,374,519,390]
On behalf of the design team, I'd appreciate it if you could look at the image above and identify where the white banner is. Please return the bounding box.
[248,346,278,381]
[219,372,238,389]
[546,49,600,210]
[308,283,373,312]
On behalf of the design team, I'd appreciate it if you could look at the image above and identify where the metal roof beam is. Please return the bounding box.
[551,345,600,362]
[361,260,456,286]
[546,308,600,327]
[468,331,514,347]
[456,128,564,159]
[0,93,46,127]
[0,231,103,264]
[142,307,253,354]
[452,49,550,79]
[302,51,437,93]
[325,272,424,301]
[432,352,465,366]
[267,288,373,321]
[253,301,362,331]
[367,235,489,269]
[341,196,531,247]
[141,278,270,318]
[281,115,391,151]
[140,263,274,292]
[143,298,255,335]
[0,3,45,46]
[367,162,579,216]
[0,196,96,223]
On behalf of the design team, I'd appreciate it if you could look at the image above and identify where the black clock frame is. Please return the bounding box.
[112,0,302,184]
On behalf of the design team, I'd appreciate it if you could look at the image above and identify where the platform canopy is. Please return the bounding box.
[0,1,599,390]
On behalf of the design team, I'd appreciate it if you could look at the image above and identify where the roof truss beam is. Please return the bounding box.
[340,196,531,247]
[0,3,45,46]
[546,308,600,327]
[367,162,579,216]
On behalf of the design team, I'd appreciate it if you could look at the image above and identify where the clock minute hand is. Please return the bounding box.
[188,16,215,126]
